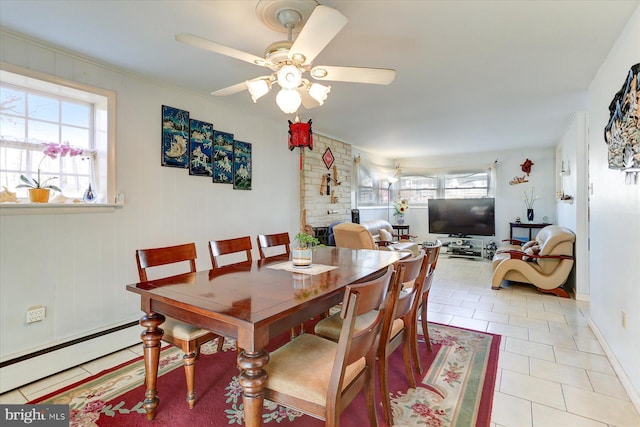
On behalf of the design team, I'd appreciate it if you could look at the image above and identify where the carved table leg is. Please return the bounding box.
[140,312,165,421]
[237,349,269,427]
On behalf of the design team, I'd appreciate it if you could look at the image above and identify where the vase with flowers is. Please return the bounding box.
[523,187,540,222]
[16,142,83,203]
[393,199,409,224]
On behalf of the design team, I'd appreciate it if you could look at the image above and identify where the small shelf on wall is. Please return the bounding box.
[557,198,574,204]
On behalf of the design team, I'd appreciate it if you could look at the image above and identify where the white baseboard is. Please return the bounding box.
[589,318,640,414]
[0,324,140,394]
[575,292,590,301]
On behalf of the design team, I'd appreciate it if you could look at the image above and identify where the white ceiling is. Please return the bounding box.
[0,1,637,158]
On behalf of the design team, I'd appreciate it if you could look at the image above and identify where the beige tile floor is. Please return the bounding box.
[2,257,640,426]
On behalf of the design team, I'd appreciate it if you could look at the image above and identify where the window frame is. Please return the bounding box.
[356,162,491,208]
[0,62,116,212]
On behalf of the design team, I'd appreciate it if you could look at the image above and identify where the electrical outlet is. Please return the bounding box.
[26,305,46,324]
[621,310,627,329]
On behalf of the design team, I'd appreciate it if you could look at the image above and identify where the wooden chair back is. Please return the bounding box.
[134,241,221,409]
[378,252,425,423]
[208,236,253,269]
[420,240,442,297]
[413,240,442,375]
[263,265,394,425]
[257,232,291,260]
[136,242,197,282]
[338,266,394,366]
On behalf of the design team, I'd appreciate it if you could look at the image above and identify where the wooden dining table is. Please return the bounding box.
[126,246,406,427]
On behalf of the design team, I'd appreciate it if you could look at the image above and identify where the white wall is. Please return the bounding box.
[556,112,589,298]
[0,32,299,375]
[587,5,640,401]
[388,146,558,246]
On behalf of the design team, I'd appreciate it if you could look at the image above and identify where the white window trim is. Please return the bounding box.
[0,62,117,214]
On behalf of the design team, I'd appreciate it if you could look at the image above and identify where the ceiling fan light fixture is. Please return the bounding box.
[277,64,302,89]
[246,78,271,103]
[276,88,302,114]
[311,68,328,78]
[308,82,330,105]
[291,52,306,64]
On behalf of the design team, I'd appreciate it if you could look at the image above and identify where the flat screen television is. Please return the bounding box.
[428,198,495,236]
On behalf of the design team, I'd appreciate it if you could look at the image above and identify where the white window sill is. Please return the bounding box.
[0,202,123,215]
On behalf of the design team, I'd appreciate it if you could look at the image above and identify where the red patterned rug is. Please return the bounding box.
[30,323,500,426]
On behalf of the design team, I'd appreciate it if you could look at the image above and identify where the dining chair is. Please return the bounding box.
[412,240,442,374]
[314,252,426,424]
[257,232,291,261]
[263,266,395,427]
[135,242,223,409]
[256,232,302,339]
[208,236,253,270]
[376,251,426,424]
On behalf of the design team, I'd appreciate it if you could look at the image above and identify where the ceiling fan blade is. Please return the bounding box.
[288,5,348,65]
[176,33,270,67]
[211,81,248,96]
[310,66,396,85]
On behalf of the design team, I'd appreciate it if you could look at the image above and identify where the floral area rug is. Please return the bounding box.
[30,323,500,427]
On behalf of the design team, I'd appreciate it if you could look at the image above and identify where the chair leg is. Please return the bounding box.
[182,351,197,409]
[402,333,416,388]
[421,301,432,353]
[216,335,225,352]
[378,348,392,425]
[364,364,379,427]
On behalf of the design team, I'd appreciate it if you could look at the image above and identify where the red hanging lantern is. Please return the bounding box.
[288,118,313,170]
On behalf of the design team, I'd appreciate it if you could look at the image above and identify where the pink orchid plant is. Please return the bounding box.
[17,142,84,192]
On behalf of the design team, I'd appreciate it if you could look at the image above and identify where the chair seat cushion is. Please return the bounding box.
[163,316,212,340]
[265,334,365,406]
[390,318,404,340]
[314,310,378,340]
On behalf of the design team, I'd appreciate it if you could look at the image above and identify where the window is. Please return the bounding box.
[356,159,490,207]
[356,162,393,206]
[443,171,489,198]
[398,171,490,204]
[397,175,438,204]
[0,64,115,204]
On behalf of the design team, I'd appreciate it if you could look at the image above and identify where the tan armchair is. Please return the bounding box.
[333,222,420,255]
[491,225,576,297]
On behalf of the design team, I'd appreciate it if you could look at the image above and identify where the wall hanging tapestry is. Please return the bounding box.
[161,105,189,168]
[604,63,639,184]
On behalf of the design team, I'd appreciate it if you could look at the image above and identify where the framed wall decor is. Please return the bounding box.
[213,130,234,183]
[189,119,213,176]
[604,63,639,183]
[161,105,189,168]
[323,147,335,169]
[233,140,252,190]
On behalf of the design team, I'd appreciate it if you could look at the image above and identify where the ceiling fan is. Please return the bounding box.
[175,0,396,114]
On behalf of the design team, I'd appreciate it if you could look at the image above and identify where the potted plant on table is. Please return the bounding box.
[292,232,320,267]
[16,142,84,203]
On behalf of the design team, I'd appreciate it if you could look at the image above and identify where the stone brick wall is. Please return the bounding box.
[301,134,352,228]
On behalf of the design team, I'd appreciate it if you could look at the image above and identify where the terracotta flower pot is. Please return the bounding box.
[29,188,50,203]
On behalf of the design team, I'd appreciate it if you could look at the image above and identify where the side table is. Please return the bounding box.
[509,222,551,243]
[391,224,411,241]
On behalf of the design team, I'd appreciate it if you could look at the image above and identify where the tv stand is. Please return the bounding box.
[441,237,484,259]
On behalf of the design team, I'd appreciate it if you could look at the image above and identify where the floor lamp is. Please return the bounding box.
[387,176,398,223]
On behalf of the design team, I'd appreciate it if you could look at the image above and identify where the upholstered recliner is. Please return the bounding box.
[491,225,576,297]
[333,221,419,256]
